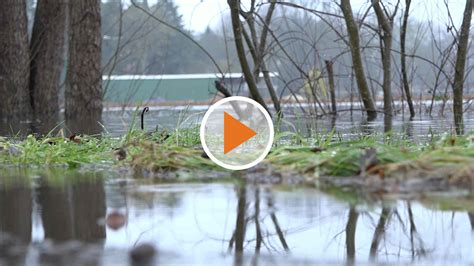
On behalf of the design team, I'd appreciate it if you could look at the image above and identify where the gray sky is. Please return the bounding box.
[170,0,468,34]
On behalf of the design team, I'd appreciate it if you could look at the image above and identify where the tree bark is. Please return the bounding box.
[372,0,396,118]
[452,0,472,135]
[66,0,103,134]
[240,1,281,117]
[253,0,282,117]
[400,0,415,118]
[227,0,269,112]
[340,0,377,120]
[0,0,32,123]
[325,60,337,114]
[30,0,67,127]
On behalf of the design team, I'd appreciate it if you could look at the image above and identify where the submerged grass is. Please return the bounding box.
[1,123,474,187]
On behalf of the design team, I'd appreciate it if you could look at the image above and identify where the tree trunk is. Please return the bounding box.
[66,0,103,134]
[400,0,415,118]
[452,0,472,135]
[372,0,395,118]
[0,0,32,123]
[340,0,377,120]
[261,61,282,117]
[325,60,337,114]
[227,0,269,112]
[30,0,67,129]
[254,0,282,117]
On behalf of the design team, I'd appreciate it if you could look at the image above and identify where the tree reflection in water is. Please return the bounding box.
[469,213,474,231]
[406,201,426,259]
[0,175,32,242]
[37,172,106,242]
[228,183,290,265]
[37,171,106,265]
[369,207,392,260]
[345,206,358,264]
[0,173,32,265]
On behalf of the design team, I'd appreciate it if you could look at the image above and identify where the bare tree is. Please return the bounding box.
[228,0,269,112]
[30,0,67,126]
[239,0,282,116]
[0,0,32,123]
[325,60,337,113]
[66,0,103,134]
[340,0,377,120]
[400,0,415,118]
[372,0,399,118]
[452,0,472,134]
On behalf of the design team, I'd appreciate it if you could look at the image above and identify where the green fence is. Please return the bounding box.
[103,74,219,104]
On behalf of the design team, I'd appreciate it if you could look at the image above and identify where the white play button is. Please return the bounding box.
[200,96,274,170]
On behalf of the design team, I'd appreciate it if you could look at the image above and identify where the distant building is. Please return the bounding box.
[103,73,279,104]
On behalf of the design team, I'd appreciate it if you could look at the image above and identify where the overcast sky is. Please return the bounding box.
[169,0,468,34]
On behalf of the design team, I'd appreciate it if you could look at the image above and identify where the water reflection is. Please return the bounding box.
[0,106,473,138]
[369,207,391,260]
[37,172,106,266]
[345,206,358,263]
[0,173,32,266]
[0,174,32,242]
[66,117,103,136]
[406,202,426,258]
[102,107,474,138]
[469,213,474,231]
[37,172,106,242]
[0,170,473,265]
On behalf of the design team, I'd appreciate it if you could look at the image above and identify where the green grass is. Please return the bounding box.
[1,126,474,184]
[0,135,117,168]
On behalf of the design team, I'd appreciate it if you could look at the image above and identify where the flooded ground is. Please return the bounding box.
[1,106,474,265]
[102,104,474,139]
[0,169,473,265]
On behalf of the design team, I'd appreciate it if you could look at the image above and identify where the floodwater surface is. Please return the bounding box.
[0,169,473,265]
[102,105,474,139]
[1,106,474,265]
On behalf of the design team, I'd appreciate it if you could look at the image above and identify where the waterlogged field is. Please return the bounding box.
[1,126,474,187]
[1,109,474,265]
[0,169,473,265]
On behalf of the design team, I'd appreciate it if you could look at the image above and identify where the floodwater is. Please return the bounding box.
[0,168,473,265]
[1,106,474,265]
[102,104,474,139]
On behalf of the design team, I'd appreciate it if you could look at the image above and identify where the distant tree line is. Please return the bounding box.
[101,0,240,75]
